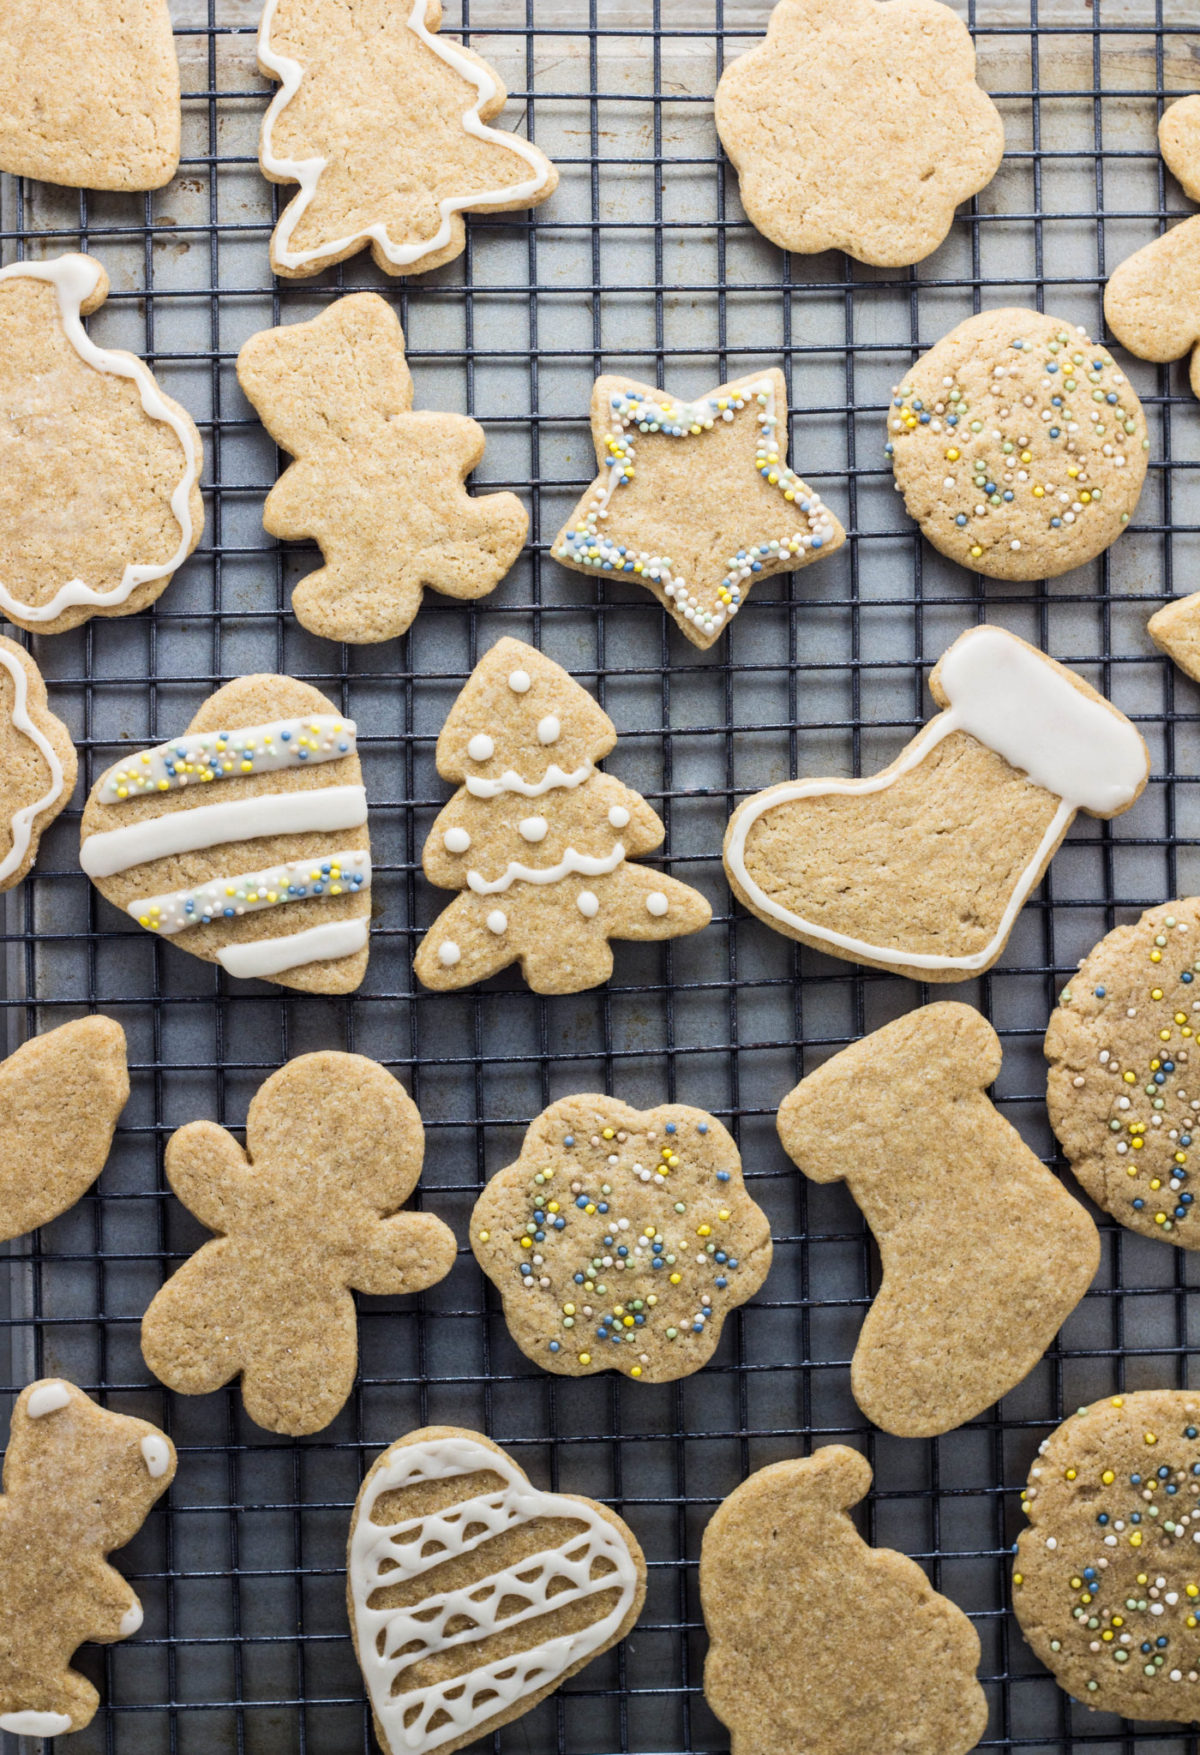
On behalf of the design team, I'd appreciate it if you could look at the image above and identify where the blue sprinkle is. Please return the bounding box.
[717,1171,730,1182]
[1095,986,1106,997]
[666,1122,677,1134]
[698,1122,708,1133]
[549,1341,560,1353]
[564,1136,575,1147]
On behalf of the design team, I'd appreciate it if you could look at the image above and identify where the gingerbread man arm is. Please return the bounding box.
[79,1556,142,1645]
[347,1209,458,1297]
[165,1120,256,1232]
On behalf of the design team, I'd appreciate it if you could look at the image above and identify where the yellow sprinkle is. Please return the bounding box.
[579,1353,591,1366]
[520,1237,532,1249]
[1102,1470,1114,1485]
[1151,950,1163,963]
[602,1128,615,1139]
[1131,1530,1143,1545]
[718,1209,731,1221]
[669,1273,682,1285]
[1065,1468,1077,1481]
[1152,988,1164,1000]
[697,1225,712,1238]
[1013,1573,1024,1587]
[631,1366,642,1377]
[478,1230,489,1242]
[1145,1432,1158,1445]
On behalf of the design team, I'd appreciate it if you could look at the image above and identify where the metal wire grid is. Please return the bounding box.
[2,0,1200,1749]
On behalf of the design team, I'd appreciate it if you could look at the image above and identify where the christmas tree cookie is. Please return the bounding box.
[552,370,844,648]
[257,0,559,278]
[724,625,1149,981]
[237,295,527,643]
[414,638,711,993]
[779,1003,1100,1436]
[701,1446,988,1755]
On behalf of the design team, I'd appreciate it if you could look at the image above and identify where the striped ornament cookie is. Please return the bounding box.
[79,675,370,992]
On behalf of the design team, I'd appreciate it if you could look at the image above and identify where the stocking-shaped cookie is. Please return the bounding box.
[140,1053,456,1435]
[414,637,712,993]
[237,295,527,643]
[701,1446,988,1755]
[258,0,558,278]
[724,624,1149,980]
[0,1379,175,1737]
[778,1003,1099,1436]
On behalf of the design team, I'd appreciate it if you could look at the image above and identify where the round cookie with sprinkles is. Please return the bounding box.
[470,1096,772,1382]
[1014,1390,1200,1718]
[1046,899,1200,1249]
[887,307,1148,580]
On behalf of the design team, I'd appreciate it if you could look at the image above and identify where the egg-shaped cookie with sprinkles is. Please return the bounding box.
[1046,899,1200,1248]
[470,1096,772,1382]
[79,675,370,991]
[887,307,1148,580]
[1014,1390,1200,1717]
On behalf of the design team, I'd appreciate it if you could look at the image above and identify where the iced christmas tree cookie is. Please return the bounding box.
[0,256,203,634]
[714,0,1004,268]
[1013,1391,1200,1718]
[80,675,371,992]
[888,308,1148,579]
[723,625,1149,981]
[0,0,180,191]
[1046,898,1200,1248]
[470,1096,772,1381]
[237,295,527,643]
[414,637,711,993]
[701,1447,988,1755]
[257,0,558,278]
[779,1004,1099,1436]
[552,370,843,648]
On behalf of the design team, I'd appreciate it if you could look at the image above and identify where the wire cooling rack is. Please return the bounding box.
[4,0,1200,1749]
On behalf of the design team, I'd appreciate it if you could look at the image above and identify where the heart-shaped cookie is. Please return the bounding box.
[79,674,370,992]
[347,1426,646,1755]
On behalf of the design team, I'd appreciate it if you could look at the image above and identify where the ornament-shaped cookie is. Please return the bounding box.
[0,256,203,634]
[414,637,711,993]
[0,1018,128,1243]
[887,309,1148,579]
[724,625,1149,981]
[714,0,1004,267]
[142,1054,456,1435]
[1046,898,1200,1248]
[470,1096,772,1381]
[348,1426,645,1755]
[0,0,180,191]
[257,0,559,278]
[0,637,76,890]
[80,675,371,992]
[1013,1390,1200,1718]
[778,1003,1100,1436]
[701,1446,988,1755]
[551,370,844,648]
[237,295,527,643]
[0,1379,175,1738]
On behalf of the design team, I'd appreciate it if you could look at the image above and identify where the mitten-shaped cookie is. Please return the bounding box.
[141,1053,456,1435]
[0,1017,128,1242]
[0,1378,175,1737]
[414,637,711,993]
[258,0,558,278]
[701,1446,988,1755]
[237,296,527,644]
[778,1004,1100,1436]
[724,624,1149,980]
[349,1426,645,1755]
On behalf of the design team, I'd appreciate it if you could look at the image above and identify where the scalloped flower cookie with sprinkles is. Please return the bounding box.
[79,675,371,991]
[470,1096,772,1381]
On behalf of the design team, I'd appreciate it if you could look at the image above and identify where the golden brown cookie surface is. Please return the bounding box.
[1149,592,1200,682]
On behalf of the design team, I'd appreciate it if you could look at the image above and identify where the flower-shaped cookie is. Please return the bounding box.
[714,0,1005,267]
[470,1096,772,1382]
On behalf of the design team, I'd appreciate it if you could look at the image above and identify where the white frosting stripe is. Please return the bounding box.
[0,1711,73,1735]
[80,785,368,878]
[350,1436,638,1755]
[0,648,68,884]
[465,762,592,799]
[0,255,199,624]
[216,916,369,980]
[101,714,356,801]
[467,842,625,896]
[259,0,554,272]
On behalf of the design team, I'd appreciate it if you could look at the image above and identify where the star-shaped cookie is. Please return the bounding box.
[552,368,844,648]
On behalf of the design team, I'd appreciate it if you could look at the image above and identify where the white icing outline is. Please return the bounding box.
[139,1434,171,1479]
[465,761,592,799]
[216,915,369,980]
[258,0,555,273]
[127,847,370,935]
[0,1711,73,1736]
[0,649,67,884]
[349,1435,639,1755]
[25,1381,70,1419]
[467,842,625,896]
[80,784,368,878]
[0,255,199,624]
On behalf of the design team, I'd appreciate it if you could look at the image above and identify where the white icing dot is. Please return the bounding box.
[608,805,631,829]
[438,940,461,967]
[443,827,471,854]
[577,891,600,918]
[537,715,561,745]
[486,910,507,935]
[119,1601,144,1637]
[646,891,670,917]
[507,669,532,693]
[140,1435,171,1478]
[519,816,549,842]
[467,733,494,762]
[26,1382,71,1419]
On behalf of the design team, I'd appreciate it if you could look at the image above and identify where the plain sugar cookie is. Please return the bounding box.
[714,0,1004,267]
[1105,218,1200,402]
[1149,593,1200,682]
[887,307,1148,579]
[1162,94,1200,202]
